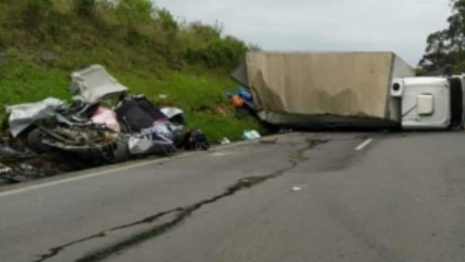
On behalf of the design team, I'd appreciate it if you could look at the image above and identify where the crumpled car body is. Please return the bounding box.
[6,98,65,137]
[161,107,186,128]
[69,65,128,103]
[127,119,183,156]
[40,125,127,163]
[115,95,185,155]
[6,65,188,167]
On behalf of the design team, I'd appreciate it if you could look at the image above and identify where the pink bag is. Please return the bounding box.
[91,107,121,132]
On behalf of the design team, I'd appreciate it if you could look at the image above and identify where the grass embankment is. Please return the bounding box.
[0,58,264,143]
[0,0,266,143]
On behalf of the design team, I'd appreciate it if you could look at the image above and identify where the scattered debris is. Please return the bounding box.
[158,94,168,100]
[0,143,33,158]
[0,163,25,184]
[232,94,244,107]
[220,137,231,145]
[69,65,128,103]
[260,137,277,144]
[0,64,212,184]
[291,185,307,192]
[128,119,180,156]
[243,130,261,140]
[0,163,13,175]
[91,107,121,132]
[278,128,293,134]
[227,87,255,110]
[17,163,44,179]
[183,129,210,151]
[160,107,186,128]
[6,97,65,137]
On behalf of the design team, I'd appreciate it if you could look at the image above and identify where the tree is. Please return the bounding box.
[157,8,178,33]
[247,43,262,52]
[419,0,465,71]
[115,0,153,26]
[73,0,96,17]
[24,0,53,27]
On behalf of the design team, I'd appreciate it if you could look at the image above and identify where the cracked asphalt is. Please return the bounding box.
[1,132,465,262]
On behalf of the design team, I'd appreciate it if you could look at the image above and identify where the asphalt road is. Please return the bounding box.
[0,132,464,262]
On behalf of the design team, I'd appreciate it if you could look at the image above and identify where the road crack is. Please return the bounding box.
[34,139,328,262]
[32,209,179,262]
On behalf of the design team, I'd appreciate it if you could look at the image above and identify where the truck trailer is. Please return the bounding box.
[232,52,465,130]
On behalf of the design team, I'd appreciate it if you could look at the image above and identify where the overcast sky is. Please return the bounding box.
[155,0,451,65]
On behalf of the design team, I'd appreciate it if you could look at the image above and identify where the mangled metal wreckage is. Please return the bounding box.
[6,65,189,165]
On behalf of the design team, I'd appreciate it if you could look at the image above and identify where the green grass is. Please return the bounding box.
[0,57,265,144]
[0,0,266,144]
[0,59,70,105]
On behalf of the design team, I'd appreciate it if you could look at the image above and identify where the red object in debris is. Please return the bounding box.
[232,94,245,107]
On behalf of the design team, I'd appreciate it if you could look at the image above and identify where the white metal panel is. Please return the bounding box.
[417,95,434,115]
[390,78,404,98]
[389,56,416,122]
[402,78,450,129]
[70,65,128,103]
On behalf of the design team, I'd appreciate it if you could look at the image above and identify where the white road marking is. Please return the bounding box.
[211,152,232,157]
[0,158,168,198]
[355,138,373,151]
[0,134,286,198]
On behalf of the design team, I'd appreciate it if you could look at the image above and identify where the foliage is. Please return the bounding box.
[115,0,153,25]
[24,0,53,27]
[72,0,95,17]
[0,57,265,143]
[185,34,248,69]
[420,0,465,72]
[247,43,262,52]
[157,8,178,33]
[0,0,252,70]
[0,0,265,142]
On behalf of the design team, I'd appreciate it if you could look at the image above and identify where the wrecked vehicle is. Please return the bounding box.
[0,63,216,184]
[28,116,128,164]
[1,64,194,183]
[116,95,185,156]
[6,98,66,138]
[233,52,465,130]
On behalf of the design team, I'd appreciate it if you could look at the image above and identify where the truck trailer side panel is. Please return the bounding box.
[246,52,415,128]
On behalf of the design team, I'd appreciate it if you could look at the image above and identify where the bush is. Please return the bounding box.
[73,0,96,17]
[115,0,153,25]
[189,21,222,42]
[184,34,247,69]
[157,8,178,34]
[24,0,53,27]
[3,0,249,70]
[0,0,265,143]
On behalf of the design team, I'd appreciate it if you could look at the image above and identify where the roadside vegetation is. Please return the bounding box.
[0,0,265,142]
[419,0,465,73]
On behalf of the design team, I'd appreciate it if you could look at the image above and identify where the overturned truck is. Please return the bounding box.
[233,52,465,130]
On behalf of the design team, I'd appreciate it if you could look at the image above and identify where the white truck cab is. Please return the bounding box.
[394,75,465,130]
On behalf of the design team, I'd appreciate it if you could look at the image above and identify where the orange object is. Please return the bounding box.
[232,95,245,107]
